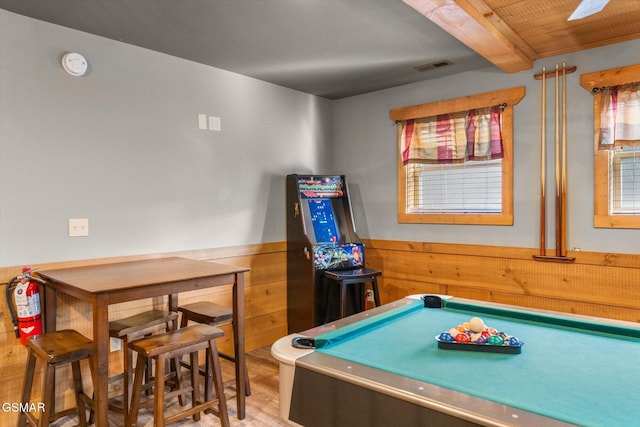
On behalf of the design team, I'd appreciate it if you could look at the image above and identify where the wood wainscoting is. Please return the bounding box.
[363,239,640,323]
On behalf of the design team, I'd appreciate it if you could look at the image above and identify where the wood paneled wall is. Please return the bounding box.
[363,239,640,323]
[1,239,638,422]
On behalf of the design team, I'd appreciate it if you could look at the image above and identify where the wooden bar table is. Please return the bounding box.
[37,257,250,426]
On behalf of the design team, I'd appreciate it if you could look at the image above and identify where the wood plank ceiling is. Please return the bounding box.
[404,0,640,72]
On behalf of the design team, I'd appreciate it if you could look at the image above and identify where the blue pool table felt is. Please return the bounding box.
[315,300,640,427]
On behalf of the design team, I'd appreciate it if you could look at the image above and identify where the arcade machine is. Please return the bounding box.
[286,174,370,333]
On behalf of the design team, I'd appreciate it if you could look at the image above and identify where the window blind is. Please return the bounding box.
[610,146,640,214]
[407,159,502,213]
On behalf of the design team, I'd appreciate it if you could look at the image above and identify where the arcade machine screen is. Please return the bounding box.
[308,199,339,244]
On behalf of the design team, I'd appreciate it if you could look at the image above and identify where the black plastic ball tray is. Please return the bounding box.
[435,335,523,354]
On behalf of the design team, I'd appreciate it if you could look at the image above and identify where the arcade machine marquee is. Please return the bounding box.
[286,174,365,333]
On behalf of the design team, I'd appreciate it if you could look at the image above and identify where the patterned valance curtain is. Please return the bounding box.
[400,106,503,164]
[598,82,640,149]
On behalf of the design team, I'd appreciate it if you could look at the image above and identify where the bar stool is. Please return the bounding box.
[18,329,95,427]
[107,310,178,425]
[128,323,229,427]
[178,301,251,396]
[324,267,382,320]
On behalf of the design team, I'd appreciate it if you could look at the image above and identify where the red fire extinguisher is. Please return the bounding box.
[6,267,44,344]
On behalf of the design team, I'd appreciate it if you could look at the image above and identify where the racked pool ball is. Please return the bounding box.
[438,332,455,342]
[506,336,521,346]
[468,317,485,333]
[475,334,488,344]
[487,335,504,346]
[470,332,483,342]
[455,333,471,343]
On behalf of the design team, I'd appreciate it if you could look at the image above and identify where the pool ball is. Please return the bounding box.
[468,317,485,333]
[455,333,471,343]
[506,336,521,346]
[438,332,455,342]
[475,334,488,344]
[487,335,504,345]
[470,332,483,342]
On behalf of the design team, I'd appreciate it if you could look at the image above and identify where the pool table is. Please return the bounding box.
[272,295,640,427]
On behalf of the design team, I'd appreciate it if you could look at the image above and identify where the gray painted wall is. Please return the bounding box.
[1,10,638,268]
[333,39,640,255]
[0,11,333,266]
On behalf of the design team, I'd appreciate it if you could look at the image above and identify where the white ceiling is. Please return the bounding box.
[0,0,494,99]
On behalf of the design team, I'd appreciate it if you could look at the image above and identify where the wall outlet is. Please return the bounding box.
[68,218,89,237]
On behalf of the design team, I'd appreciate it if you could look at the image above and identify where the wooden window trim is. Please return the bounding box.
[581,64,640,229]
[391,86,525,225]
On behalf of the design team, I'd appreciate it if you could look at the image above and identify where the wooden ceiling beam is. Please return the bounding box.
[403,0,536,73]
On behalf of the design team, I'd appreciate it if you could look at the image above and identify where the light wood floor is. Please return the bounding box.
[54,345,290,426]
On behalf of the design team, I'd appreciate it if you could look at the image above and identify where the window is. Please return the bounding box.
[390,87,525,225]
[581,64,640,228]
[610,146,640,214]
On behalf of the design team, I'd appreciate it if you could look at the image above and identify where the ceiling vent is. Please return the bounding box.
[414,60,454,72]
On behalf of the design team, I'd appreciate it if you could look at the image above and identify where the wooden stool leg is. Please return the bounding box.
[191,351,201,422]
[208,339,230,427]
[340,282,348,318]
[124,340,135,424]
[171,356,185,407]
[372,276,381,307]
[360,282,368,310]
[203,350,212,405]
[39,363,55,427]
[88,357,97,425]
[153,355,167,427]
[129,352,147,427]
[243,357,251,396]
[180,312,189,328]
[169,316,183,405]
[71,360,88,427]
[144,346,154,397]
[18,349,37,427]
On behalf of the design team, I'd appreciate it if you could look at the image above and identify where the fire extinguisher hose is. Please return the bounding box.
[6,277,21,339]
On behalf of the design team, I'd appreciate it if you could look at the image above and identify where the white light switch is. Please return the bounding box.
[197,113,207,130]
[68,218,89,237]
[208,116,221,131]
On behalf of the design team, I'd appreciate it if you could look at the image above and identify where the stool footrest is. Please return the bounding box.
[164,401,220,426]
[136,385,193,410]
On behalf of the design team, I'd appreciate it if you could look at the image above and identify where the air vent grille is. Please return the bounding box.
[414,60,453,72]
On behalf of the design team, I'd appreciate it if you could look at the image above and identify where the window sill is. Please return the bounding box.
[398,213,513,225]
